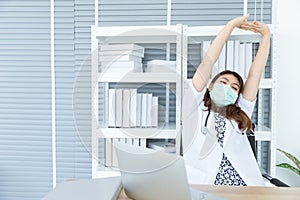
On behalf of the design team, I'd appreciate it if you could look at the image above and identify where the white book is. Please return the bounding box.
[146,93,152,127]
[100,57,142,67]
[115,89,123,127]
[112,138,119,167]
[99,50,144,58]
[233,40,240,72]
[122,89,130,128]
[226,40,234,71]
[130,89,137,127]
[146,60,176,73]
[151,96,158,127]
[133,138,140,146]
[102,62,143,74]
[101,60,142,69]
[108,89,116,127]
[100,54,143,63]
[105,139,112,167]
[99,48,144,55]
[100,43,144,51]
[218,43,226,72]
[238,43,246,78]
[119,138,126,144]
[141,93,148,127]
[245,43,253,78]
[125,138,133,145]
[140,138,147,147]
[136,93,142,127]
[202,41,211,59]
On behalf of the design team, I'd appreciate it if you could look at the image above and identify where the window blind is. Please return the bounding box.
[0,1,52,199]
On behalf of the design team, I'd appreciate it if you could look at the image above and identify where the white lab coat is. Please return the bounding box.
[182,82,265,186]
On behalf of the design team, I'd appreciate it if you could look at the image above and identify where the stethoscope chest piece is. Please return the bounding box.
[201,126,209,135]
[201,110,211,135]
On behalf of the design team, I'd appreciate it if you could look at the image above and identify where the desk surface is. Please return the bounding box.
[118,185,300,200]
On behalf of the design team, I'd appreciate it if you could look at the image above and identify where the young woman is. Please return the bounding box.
[182,15,270,186]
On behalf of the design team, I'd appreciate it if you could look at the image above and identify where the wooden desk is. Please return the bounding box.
[118,185,300,200]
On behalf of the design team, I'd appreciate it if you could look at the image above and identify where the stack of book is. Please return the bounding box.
[108,88,158,128]
[202,40,253,79]
[145,60,176,73]
[99,43,145,73]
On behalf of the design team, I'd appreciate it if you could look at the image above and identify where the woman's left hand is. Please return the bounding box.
[240,21,270,37]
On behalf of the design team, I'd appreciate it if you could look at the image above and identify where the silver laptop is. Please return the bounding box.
[114,142,225,200]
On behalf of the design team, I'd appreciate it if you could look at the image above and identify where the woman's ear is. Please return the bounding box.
[208,83,214,92]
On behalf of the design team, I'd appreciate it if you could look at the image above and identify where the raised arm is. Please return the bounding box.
[240,21,271,101]
[192,15,250,92]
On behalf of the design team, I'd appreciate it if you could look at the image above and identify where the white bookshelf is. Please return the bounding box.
[91,23,277,178]
[91,25,183,178]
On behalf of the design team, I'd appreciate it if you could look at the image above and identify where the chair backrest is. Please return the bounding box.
[248,123,290,187]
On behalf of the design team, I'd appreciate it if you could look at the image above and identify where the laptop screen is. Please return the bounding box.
[114,142,191,200]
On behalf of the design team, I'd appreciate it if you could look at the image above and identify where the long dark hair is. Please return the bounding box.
[203,70,252,131]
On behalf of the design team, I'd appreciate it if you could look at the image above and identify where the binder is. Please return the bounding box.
[105,139,112,167]
[141,93,148,127]
[202,41,211,59]
[146,93,152,127]
[245,43,253,78]
[151,96,158,127]
[100,43,144,51]
[112,138,119,167]
[130,89,137,127]
[233,40,240,72]
[218,43,226,72]
[115,89,123,127]
[226,40,234,71]
[108,89,116,127]
[238,43,246,78]
[136,93,142,127]
[122,89,130,128]
[133,138,140,146]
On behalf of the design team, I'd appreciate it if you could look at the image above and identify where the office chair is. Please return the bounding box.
[247,123,289,187]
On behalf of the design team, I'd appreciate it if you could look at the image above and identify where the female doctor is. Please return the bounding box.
[182,14,270,186]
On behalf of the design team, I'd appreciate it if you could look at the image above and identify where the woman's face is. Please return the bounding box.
[212,74,241,94]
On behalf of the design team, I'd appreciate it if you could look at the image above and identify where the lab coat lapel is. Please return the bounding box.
[223,127,265,186]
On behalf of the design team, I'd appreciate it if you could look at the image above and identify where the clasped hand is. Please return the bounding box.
[229,14,270,37]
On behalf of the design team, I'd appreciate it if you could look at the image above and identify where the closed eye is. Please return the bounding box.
[231,86,238,91]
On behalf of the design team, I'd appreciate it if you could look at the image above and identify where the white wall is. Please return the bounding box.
[275,0,300,186]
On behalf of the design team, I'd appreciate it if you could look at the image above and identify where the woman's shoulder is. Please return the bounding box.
[237,93,257,117]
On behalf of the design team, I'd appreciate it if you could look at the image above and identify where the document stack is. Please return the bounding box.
[99,43,145,73]
[202,40,253,79]
[108,88,159,128]
[145,59,176,73]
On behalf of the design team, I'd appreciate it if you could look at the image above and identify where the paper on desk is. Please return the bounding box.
[190,187,227,200]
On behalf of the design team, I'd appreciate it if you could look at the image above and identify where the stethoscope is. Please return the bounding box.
[200,109,245,136]
[200,110,211,135]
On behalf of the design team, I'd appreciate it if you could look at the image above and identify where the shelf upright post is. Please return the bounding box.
[91,25,99,178]
[175,24,183,154]
[270,0,278,177]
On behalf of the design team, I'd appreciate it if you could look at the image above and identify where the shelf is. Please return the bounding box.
[96,126,177,139]
[98,71,178,83]
[254,126,272,141]
[186,24,274,43]
[186,78,274,88]
[93,25,181,44]
[95,166,121,179]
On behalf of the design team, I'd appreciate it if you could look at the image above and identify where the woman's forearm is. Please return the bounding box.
[192,22,236,92]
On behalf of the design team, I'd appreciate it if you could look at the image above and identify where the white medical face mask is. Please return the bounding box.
[209,83,238,107]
